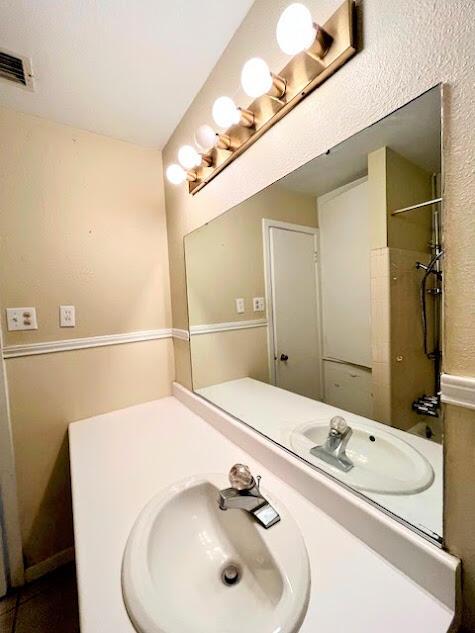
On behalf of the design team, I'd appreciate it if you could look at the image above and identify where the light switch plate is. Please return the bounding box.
[60,305,76,327]
[6,307,38,331]
[253,297,265,312]
[235,298,245,314]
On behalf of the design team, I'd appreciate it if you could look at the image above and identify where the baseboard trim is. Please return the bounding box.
[24,546,75,583]
[2,329,173,359]
[190,318,267,336]
[441,373,475,411]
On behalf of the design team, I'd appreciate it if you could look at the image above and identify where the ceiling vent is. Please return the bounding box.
[0,48,34,90]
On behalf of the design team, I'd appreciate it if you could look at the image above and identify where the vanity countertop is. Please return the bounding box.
[69,395,455,633]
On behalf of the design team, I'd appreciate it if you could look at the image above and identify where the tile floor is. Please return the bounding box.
[0,563,79,633]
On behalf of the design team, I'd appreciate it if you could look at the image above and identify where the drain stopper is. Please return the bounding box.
[222,564,241,586]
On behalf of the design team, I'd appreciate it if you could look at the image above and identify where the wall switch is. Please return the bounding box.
[253,297,265,312]
[235,298,245,314]
[60,305,76,327]
[6,307,38,331]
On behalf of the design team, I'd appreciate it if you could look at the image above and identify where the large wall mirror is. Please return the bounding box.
[184,85,443,544]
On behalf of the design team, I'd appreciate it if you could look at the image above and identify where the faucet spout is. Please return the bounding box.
[310,416,354,472]
[218,464,280,529]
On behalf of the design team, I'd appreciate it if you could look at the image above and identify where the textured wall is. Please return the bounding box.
[163,0,475,626]
[0,108,174,569]
[0,107,172,344]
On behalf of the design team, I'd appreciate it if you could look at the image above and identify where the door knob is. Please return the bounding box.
[280,353,289,361]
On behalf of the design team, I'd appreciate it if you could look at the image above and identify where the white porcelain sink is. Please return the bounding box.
[122,475,310,633]
[290,421,434,495]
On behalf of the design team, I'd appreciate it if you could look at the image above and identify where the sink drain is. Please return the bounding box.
[221,563,241,587]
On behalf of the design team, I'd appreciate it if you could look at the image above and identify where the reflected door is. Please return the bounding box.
[267,223,321,399]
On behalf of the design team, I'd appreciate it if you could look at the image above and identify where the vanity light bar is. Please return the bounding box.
[167,0,357,194]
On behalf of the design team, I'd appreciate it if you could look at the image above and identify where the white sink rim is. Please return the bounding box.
[289,420,434,495]
[122,474,310,633]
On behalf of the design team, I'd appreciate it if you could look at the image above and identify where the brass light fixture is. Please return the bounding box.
[166,1,357,194]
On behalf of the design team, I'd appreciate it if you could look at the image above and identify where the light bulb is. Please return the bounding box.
[166,164,186,185]
[276,3,315,55]
[178,145,201,169]
[194,124,216,152]
[241,57,273,98]
[212,96,240,129]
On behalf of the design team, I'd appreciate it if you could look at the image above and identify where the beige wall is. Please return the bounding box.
[185,184,316,326]
[368,146,433,252]
[163,1,475,627]
[369,147,435,431]
[6,340,173,567]
[0,108,174,568]
[185,183,315,390]
[191,328,268,390]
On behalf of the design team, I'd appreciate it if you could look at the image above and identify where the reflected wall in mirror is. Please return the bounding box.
[185,86,443,543]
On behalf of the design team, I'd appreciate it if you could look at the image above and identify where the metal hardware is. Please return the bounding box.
[416,261,442,280]
[218,464,280,529]
[412,394,440,418]
[216,134,234,151]
[310,416,354,472]
[305,23,334,60]
[391,197,442,215]
[221,563,241,586]
[280,353,289,361]
[189,0,356,194]
[238,108,255,128]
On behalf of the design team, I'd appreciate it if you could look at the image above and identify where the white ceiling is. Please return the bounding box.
[0,0,254,148]
[279,86,441,197]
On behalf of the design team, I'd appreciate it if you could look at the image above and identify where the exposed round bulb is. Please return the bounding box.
[212,96,240,129]
[178,144,201,169]
[194,124,216,152]
[241,57,273,98]
[276,3,315,55]
[166,163,186,185]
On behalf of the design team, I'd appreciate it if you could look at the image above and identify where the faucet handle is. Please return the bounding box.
[330,415,348,434]
[229,464,255,490]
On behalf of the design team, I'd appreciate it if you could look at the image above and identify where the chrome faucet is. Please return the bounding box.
[310,416,354,472]
[218,464,280,529]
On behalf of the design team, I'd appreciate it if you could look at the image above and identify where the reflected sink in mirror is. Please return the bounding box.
[122,475,310,633]
[183,85,444,544]
[290,420,434,495]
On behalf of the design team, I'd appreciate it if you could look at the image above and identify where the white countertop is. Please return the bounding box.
[69,396,454,633]
[198,378,443,538]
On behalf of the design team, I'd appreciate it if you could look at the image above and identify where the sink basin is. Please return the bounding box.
[122,475,310,633]
[290,421,434,495]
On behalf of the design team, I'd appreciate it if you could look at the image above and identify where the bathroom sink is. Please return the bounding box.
[290,421,434,494]
[122,475,310,633]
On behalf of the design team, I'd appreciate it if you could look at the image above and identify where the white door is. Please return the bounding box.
[266,223,321,400]
[318,178,371,368]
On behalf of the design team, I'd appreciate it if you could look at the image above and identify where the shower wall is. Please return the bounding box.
[369,147,435,430]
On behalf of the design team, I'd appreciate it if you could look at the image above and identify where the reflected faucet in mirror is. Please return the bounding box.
[185,85,444,543]
[310,416,354,472]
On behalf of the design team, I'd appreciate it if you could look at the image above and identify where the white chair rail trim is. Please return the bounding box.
[189,318,267,336]
[2,329,174,359]
[171,328,190,341]
[441,373,475,411]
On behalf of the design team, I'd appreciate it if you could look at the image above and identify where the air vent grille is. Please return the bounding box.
[0,49,33,90]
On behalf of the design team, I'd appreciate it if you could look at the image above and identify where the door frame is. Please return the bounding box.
[262,219,321,388]
[0,324,24,589]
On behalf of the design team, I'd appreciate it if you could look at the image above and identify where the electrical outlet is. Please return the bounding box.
[60,305,76,327]
[6,307,38,331]
[253,297,265,312]
[235,298,245,314]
